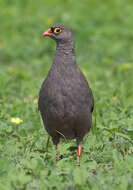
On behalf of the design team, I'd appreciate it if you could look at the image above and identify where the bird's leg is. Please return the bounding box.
[76,138,83,166]
[54,144,60,161]
[52,137,60,161]
[77,144,82,157]
[76,144,83,166]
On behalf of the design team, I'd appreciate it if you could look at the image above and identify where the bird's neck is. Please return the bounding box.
[52,40,76,67]
[55,40,75,56]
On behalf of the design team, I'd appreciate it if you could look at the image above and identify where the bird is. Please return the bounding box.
[38,24,94,161]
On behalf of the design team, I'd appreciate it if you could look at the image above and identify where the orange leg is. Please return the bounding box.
[77,145,82,157]
[76,145,83,166]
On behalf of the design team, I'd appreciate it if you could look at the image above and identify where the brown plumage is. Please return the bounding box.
[38,24,94,158]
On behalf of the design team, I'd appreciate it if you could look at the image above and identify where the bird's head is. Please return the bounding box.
[42,24,73,43]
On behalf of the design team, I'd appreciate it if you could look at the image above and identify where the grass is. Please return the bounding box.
[0,0,133,189]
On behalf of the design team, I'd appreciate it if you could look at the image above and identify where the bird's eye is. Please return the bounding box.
[54,27,62,34]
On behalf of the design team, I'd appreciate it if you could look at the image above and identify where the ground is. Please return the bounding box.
[0,0,133,189]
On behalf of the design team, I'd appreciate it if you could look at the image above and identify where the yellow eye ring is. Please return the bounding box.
[54,27,62,34]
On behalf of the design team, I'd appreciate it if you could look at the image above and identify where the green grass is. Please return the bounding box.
[0,0,133,189]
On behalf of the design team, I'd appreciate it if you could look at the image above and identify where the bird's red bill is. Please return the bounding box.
[42,28,53,37]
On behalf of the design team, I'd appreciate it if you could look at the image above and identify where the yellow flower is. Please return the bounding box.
[10,117,23,124]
